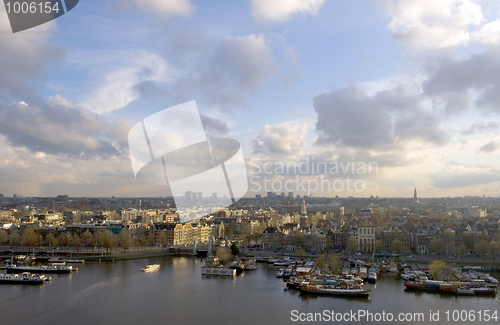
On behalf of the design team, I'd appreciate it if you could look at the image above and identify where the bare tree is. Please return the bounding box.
[22,227,40,252]
[120,228,133,253]
[81,230,94,253]
[0,229,8,245]
[9,229,20,247]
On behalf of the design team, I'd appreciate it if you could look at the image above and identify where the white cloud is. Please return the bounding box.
[79,50,170,114]
[385,0,484,49]
[251,123,308,159]
[250,0,324,22]
[110,0,194,18]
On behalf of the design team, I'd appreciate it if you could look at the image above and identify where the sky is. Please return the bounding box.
[2,0,500,198]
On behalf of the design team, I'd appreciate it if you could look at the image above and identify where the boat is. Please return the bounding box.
[141,264,160,272]
[276,269,284,278]
[6,264,73,274]
[359,267,368,280]
[367,268,377,282]
[0,272,49,285]
[201,267,236,276]
[300,281,370,297]
[456,288,475,295]
[471,287,497,295]
[274,260,290,267]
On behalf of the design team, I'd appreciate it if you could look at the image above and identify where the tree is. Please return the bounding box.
[430,238,445,254]
[71,234,82,253]
[97,230,118,254]
[81,230,94,253]
[120,228,133,253]
[0,229,8,245]
[22,227,40,251]
[475,239,489,264]
[458,243,467,266]
[315,253,340,273]
[157,230,168,248]
[391,239,402,254]
[216,247,232,264]
[374,240,384,253]
[9,229,20,247]
[45,233,58,249]
[429,260,449,280]
[230,242,240,256]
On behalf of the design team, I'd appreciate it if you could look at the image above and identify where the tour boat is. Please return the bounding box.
[0,272,49,284]
[141,264,160,272]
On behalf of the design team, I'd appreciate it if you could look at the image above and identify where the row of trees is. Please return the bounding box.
[0,228,160,254]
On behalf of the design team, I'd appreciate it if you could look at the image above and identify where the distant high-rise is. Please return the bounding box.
[288,192,293,198]
[212,193,217,199]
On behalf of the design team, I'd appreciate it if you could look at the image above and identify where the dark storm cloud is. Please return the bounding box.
[0,99,128,158]
[423,47,500,114]
[313,86,449,150]
[200,114,229,135]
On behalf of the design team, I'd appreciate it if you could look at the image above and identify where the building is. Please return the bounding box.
[262,227,284,249]
[357,226,375,252]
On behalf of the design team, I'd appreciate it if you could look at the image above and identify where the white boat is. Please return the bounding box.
[0,272,50,284]
[368,268,377,282]
[276,269,285,278]
[141,264,160,272]
[359,267,368,280]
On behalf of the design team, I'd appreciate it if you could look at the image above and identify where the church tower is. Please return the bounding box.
[412,188,419,204]
[301,198,307,215]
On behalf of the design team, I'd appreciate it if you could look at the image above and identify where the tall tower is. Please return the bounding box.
[301,198,307,215]
[413,188,419,204]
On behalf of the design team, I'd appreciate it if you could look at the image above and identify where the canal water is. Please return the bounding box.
[0,257,498,325]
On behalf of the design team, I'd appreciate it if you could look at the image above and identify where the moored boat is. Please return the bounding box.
[6,264,73,274]
[367,268,377,282]
[300,281,370,297]
[0,272,49,284]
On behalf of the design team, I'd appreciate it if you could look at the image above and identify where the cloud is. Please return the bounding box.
[382,0,500,50]
[313,86,448,150]
[431,161,500,188]
[461,121,500,135]
[423,47,500,114]
[0,98,129,157]
[479,141,499,153]
[200,114,229,136]
[79,50,170,114]
[251,123,308,159]
[250,0,324,21]
[198,34,277,108]
[109,0,194,18]
[0,5,65,98]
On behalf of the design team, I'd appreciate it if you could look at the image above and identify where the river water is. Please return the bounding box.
[0,257,498,325]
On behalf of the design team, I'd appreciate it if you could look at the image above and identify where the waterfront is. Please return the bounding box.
[0,257,498,325]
